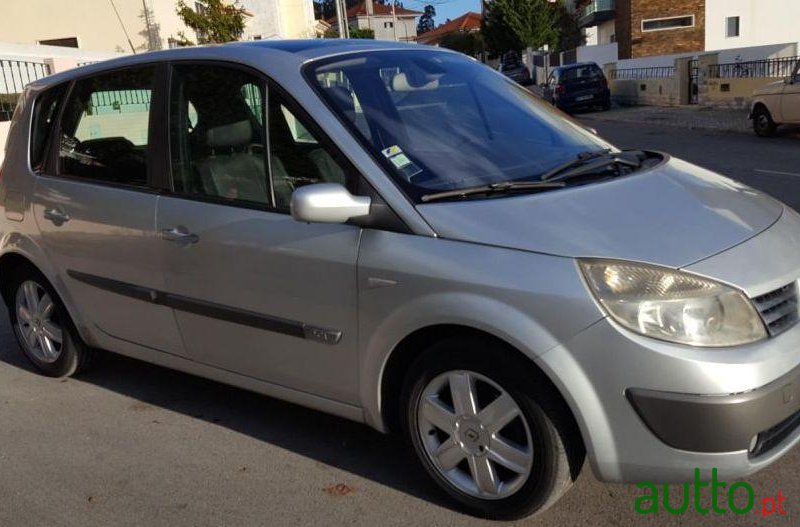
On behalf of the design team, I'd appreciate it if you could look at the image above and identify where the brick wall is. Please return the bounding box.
[617,0,705,59]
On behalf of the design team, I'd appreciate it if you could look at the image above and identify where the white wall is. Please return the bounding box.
[596,20,616,46]
[617,42,797,70]
[0,41,121,62]
[706,0,800,53]
[356,15,417,41]
[577,42,618,66]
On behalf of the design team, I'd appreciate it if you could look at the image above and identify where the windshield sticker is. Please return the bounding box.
[381,145,422,182]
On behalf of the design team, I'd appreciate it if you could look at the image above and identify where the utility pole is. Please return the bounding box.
[366,0,374,35]
[391,2,398,41]
[335,0,350,38]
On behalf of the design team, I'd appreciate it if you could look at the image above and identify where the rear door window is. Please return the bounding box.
[30,83,68,172]
[58,66,155,187]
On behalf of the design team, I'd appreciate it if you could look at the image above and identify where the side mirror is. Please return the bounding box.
[290,183,371,224]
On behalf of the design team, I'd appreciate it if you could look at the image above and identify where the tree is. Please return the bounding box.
[439,32,484,57]
[175,0,248,45]
[417,5,436,35]
[482,0,558,56]
[349,27,375,38]
[481,1,522,56]
[555,3,584,52]
[138,4,163,51]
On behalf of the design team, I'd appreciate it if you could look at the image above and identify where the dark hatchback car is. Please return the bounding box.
[498,61,533,86]
[544,62,610,112]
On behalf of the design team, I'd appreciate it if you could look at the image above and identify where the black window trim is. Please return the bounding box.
[640,14,695,33]
[28,81,69,176]
[161,59,382,217]
[43,62,167,196]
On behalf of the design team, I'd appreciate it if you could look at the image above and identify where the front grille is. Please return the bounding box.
[753,282,799,337]
[750,409,800,458]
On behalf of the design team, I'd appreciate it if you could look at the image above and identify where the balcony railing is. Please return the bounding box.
[579,0,615,28]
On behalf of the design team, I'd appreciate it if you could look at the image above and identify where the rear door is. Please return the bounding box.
[155,63,361,403]
[32,65,186,355]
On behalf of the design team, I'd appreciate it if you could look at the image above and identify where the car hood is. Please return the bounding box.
[754,80,785,96]
[416,156,783,268]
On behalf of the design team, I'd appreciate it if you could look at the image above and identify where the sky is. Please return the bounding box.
[402,0,481,25]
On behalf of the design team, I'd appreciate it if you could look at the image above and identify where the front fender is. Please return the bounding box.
[355,230,604,432]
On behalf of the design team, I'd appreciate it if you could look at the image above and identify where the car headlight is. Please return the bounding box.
[579,259,767,347]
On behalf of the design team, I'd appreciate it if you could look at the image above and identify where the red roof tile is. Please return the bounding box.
[416,11,481,44]
[327,1,422,23]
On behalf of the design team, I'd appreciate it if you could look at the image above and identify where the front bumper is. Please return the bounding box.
[627,362,800,454]
[538,317,800,483]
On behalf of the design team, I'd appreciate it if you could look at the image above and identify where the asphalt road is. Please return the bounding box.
[1,119,800,527]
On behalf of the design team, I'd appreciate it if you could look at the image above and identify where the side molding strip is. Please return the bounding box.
[66,270,341,345]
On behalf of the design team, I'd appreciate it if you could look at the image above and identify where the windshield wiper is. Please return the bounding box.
[420,180,565,203]
[540,149,642,183]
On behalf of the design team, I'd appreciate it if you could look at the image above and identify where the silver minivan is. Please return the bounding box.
[2,40,800,519]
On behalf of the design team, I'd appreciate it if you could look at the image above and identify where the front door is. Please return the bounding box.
[156,63,361,403]
[33,65,186,355]
[782,61,800,123]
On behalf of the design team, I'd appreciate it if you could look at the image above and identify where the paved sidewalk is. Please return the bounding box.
[581,105,753,134]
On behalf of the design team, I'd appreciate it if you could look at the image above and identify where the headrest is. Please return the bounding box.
[391,72,439,92]
[206,120,252,148]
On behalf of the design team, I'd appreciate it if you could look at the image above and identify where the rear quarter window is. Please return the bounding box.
[30,84,68,171]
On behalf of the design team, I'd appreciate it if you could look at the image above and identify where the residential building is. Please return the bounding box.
[416,11,481,46]
[577,0,799,60]
[0,0,316,53]
[578,0,704,59]
[334,1,421,41]
[704,0,800,53]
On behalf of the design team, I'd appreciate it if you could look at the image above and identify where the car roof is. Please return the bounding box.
[29,39,435,89]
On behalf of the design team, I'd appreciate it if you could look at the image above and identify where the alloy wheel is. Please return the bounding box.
[15,280,63,364]
[416,370,534,500]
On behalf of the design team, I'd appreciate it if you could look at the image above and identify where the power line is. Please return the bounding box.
[109,0,137,53]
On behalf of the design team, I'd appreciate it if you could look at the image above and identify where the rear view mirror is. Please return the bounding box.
[291,183,371,224]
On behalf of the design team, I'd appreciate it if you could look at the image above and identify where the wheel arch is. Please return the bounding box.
[377,323,584,457]
[0,248,93,345]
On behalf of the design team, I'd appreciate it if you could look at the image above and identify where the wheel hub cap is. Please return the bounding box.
[417,370,534,500]
[14,280,63,364]
[454,417,490,456]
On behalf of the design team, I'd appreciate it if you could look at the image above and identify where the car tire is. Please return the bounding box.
[7,268,93,377]
[401,337,584,520]
[601,99,612,111]
[753,106,778,138]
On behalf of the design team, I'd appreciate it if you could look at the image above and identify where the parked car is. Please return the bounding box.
[751,58,800,137]
[542,62,611,112]
[498,61,533,86]
[4,41,800,520]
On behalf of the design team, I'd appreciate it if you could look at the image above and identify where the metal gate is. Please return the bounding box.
[688,59,699,104]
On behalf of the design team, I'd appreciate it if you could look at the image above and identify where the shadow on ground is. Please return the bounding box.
[0,321,455,512]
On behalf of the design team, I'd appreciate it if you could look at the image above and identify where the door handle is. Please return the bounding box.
[160,227,199,246]
[43,208,70,226]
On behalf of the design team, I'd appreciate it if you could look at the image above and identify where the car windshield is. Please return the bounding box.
[306,50,611,202]
[560,65,603,82]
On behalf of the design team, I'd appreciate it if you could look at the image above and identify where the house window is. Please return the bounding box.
[726,16,740,38]
[384,21,394,28]
[641,15,695,32]
[253,34,262,40]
